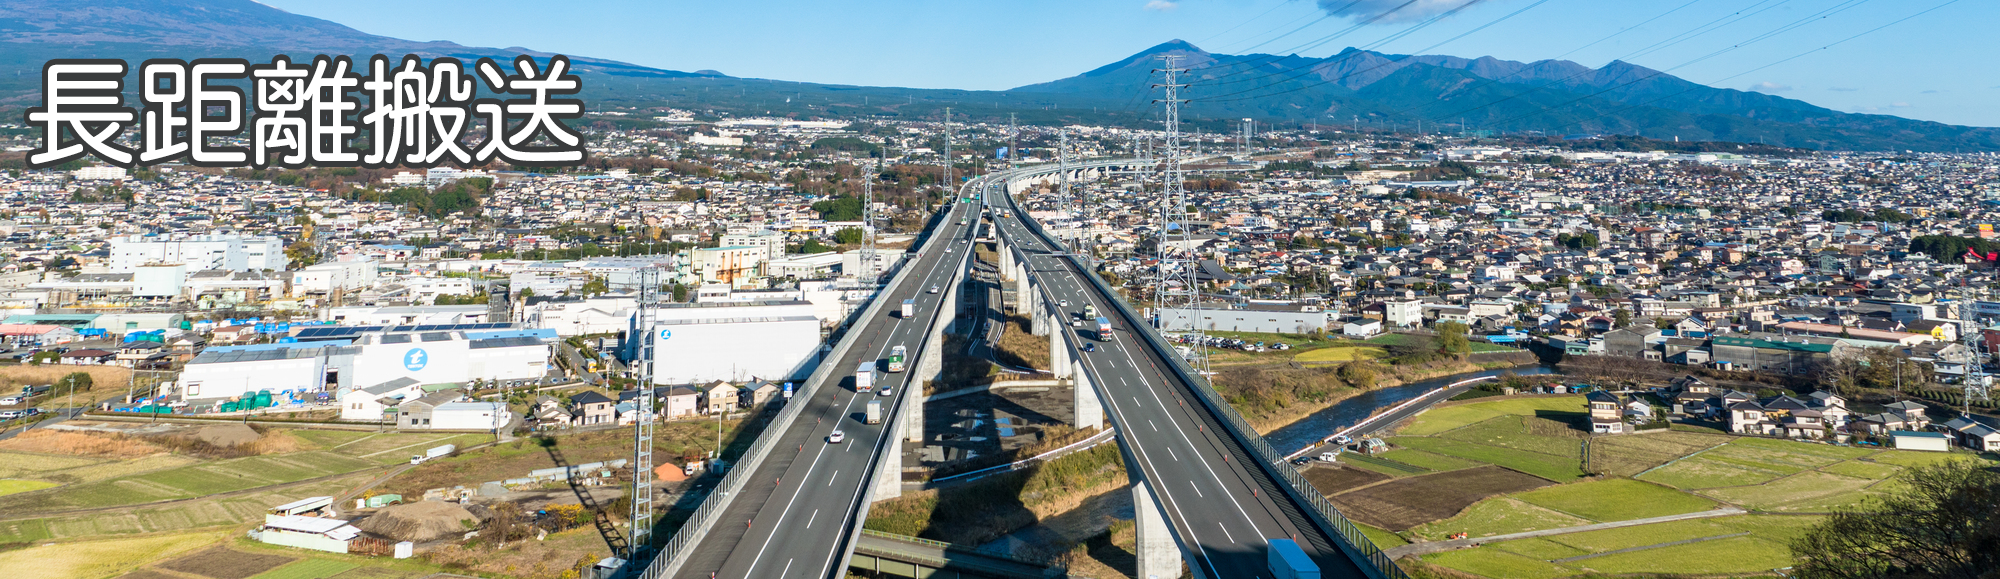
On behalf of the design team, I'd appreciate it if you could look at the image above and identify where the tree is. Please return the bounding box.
[62,371,93,392]
[1435,321,1471,358]
[516,288,535,299]
[580,276,609,297]
[1337,361,1379,389]
[1792,459,2000,579]
[833,227,864,245]
[1613,308,1632,329]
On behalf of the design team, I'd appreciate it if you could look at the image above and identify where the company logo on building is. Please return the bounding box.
[658,328,672,341]
[404,348,428,371]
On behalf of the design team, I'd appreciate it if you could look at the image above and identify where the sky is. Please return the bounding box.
[261,0,2000,127]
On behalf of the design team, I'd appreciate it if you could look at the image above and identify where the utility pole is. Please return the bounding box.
[860,158,879,286]
[1153,55,1208,375]
[1240,118,1252,157]
[628,266,659,563]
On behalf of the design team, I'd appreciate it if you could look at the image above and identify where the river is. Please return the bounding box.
[1262,364,1560,453]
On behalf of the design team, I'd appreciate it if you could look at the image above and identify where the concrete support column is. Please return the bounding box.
[1013,260,1030,307]
[1030,289,1049,337]
[1051,334,1071,379]
[999,240,1015,281]
[1134,480,1186,579]
[1073,359,1103,430]
[870,433,903,503]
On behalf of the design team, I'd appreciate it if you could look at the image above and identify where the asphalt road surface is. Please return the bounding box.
[676,194,984,579]
[985,179,1369,579]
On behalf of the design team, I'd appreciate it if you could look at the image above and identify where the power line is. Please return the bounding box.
[1197,0,1546,103]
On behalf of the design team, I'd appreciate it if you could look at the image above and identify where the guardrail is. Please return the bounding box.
[640,182,975,579]
[993,161,1406,579]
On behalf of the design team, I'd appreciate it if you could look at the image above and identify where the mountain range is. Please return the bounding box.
[0,0,1993,153]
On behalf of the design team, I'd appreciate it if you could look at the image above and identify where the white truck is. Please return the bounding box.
[854,367,874,393]
[410,444,456,465]
[865,400,883,424]
[1268,538,1321,579]
[901,299,915,318]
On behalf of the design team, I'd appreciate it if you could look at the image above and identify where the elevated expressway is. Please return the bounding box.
[640,159,1399,579]
[982,160,1403,579]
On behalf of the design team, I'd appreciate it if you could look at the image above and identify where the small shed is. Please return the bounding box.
[1891,430,1951,452]
[255,514,361,553]
[269,496,334,517]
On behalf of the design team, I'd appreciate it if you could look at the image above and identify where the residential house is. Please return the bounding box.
[741,380,782,407]
[701,380,739,414]
[569,391,616,426]
[1587,390,1624,434]
[397,389,465,429]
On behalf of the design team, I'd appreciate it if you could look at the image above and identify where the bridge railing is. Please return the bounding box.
[995,162,1406,579]
[640,184,971,579]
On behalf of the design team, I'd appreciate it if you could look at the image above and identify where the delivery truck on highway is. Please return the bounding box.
[901,299,915,318]
[1095,316,1113,341]
[854,367,874,393]
[1268,538,1320,579]
[865,400,883,424]
[886,345,907,373]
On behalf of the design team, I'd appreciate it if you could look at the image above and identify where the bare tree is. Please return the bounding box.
[1792,460,2000,579]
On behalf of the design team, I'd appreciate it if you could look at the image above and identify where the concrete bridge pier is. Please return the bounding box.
[1050,330,1072,380]
[1073,359,1103,430]
[1029,288,1049,337]
[1134,480,1187,579]
[871,432,904,503]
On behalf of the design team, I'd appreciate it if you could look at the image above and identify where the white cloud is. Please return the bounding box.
[1748,81,1791,93]
[1145,0,1180,11]
[1893,102,1911,108]
[1317,0,1483,24]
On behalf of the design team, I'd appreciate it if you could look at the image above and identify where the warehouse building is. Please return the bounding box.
[626,300,821,384]
[181,325,553,407]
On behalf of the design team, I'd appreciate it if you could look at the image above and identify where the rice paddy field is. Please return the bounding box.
[1359,395,2000,578]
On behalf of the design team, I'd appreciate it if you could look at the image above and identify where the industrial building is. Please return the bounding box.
[321,305,493,326]
[108,234,288,273]
[290,259,379,298]
[626,300,821,384]
[1158,303,1331,334]
[180,324,553,406]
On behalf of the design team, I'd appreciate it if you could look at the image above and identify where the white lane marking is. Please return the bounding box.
[1190,480,1204,497]
[1113,330,1276,547]
[1133,396,1143,408]
[1149,420,1158,432]
[1217,522,1236,544]
[1078,339,1225,579]
[1169,447,1180,461]
[779,558,794,578]
[806,509,818,529]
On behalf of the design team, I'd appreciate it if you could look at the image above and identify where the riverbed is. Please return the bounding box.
[1262,364,1559,453]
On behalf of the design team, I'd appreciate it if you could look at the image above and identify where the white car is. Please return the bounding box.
[928,285,939,294]
[878,386,893,397]
[828,430,846,444]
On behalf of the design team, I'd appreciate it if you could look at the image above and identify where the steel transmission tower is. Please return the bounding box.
[628,265,660,562]
[1009,113,1019,170]
[941,107,953,204]
[1058,128,1075,253]
[859,158,879,286]
[1152,56,1208,375]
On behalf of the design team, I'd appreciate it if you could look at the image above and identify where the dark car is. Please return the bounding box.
[1082,343,1096,353]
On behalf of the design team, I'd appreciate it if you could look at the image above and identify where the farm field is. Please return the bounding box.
[1423,514,1822,578]
[0,472,372,543]
[1384,395,1999,578]
[0,450,378,514]
[1398,396,1585,436]
[0,479,56,495]
[1326,465,1552,531]
[290,430,491,465]
[0,530,226,579]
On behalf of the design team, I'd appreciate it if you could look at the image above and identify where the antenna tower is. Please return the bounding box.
[1058,128,1075,254]
[628,266,659,562]
[1009,113,1019,170]
[1152,56,1208,375]
[941,107,953,204]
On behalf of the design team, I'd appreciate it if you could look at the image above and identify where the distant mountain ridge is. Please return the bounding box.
[0,2,1989,153]
[1016,40,2000,152]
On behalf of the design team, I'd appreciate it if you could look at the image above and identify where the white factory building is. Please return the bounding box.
[291,259,379,297]
[522,294,637,337]
[108,234,288,273]
[320,305,493,326]
[626,300,821,384]
[180,326,553,405]
[1157,304,1332,335]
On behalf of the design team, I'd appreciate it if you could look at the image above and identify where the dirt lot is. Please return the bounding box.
[916,384,1076,475]
[1301,463,1392,494]
[156,547,297,579]
[1328,465,1553,531]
